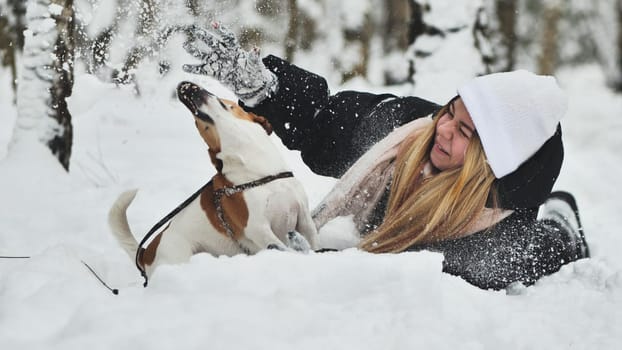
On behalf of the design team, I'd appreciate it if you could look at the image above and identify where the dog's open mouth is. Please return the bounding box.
[177,81,214,123]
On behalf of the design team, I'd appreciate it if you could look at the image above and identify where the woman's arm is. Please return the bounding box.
[420,209,579,290]
[243,55,440,177]
[182,25,439,177]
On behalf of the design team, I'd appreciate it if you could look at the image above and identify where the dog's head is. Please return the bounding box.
[177,81,274,170]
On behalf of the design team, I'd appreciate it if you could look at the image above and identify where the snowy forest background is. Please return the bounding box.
[1,0,621,166]
[1,1,622,349]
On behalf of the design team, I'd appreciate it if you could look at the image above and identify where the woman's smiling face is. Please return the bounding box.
[430,97,476,171]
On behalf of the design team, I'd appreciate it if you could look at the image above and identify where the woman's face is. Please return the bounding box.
[430,97,476,171]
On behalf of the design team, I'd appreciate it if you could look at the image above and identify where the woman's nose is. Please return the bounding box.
[439,120,455,140]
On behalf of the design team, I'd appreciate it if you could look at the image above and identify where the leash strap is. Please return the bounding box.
[135,180,213,287]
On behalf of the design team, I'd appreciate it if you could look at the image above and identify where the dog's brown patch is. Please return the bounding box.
[138,223,168,268]
[200,175,249,240]
[221,99,273,135]
[251,115,273,135]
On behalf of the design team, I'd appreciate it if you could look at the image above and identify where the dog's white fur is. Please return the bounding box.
[108,82,318,279]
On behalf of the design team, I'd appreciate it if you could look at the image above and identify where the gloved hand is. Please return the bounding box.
[182,22,278,106]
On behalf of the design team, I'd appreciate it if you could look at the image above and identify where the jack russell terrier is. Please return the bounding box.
[108,81,318,285]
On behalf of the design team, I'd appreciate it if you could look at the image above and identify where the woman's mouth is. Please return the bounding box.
[435,142,449,156]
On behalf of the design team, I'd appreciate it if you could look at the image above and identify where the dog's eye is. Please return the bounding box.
[218,100,229,110]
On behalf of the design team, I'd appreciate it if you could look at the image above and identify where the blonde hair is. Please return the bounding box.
[359,103,497,253]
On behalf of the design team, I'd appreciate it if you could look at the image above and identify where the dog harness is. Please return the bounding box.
[135,171,294,287]
[212,171,294,250]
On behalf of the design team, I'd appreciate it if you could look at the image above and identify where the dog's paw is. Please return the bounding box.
[286,231,311,253]
[266,243,285,251]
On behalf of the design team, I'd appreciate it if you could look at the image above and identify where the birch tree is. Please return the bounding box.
[14,0,75,170]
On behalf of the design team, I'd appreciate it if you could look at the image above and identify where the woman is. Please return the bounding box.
[182,24,589,290]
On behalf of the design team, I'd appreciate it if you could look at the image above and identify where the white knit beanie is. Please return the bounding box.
[457,70,567,178]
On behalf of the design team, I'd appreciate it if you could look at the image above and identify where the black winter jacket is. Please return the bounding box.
[243,55,580,290]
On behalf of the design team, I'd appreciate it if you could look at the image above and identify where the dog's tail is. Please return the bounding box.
[108,189,140,260]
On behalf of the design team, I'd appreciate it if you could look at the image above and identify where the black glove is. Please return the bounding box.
[182,22,278,106]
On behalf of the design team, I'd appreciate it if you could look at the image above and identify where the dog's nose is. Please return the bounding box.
[177,81,214,104]
[177,81,216,123]
[177,81,213,114]
[177,81,197,96]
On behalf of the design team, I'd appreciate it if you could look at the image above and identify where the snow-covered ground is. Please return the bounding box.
[1,53,622,349]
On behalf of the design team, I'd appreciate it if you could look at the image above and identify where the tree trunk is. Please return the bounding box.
[408,1,427,43]
[0,11,17,96]
[341,11,373,82]
[494,0,517,71]
[538,2,562,75]
[473,7,494,73]
[384,0,411,52]
[406,0,426,82]
[14,0,75,171]
[0,0,26,96]
[48,0,75,169]
[285,0,298,62]
[379,0,413,84]
[8,0,26,50]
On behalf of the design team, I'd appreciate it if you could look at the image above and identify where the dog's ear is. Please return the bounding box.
[252,114,273,135]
